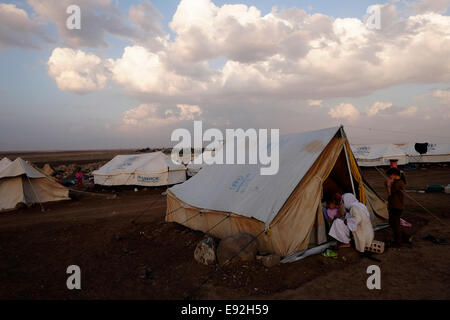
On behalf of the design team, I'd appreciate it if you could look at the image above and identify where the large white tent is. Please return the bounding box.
[399,142,450,163]
[167,127,388,256]
[351,144,408,167]
[351,142,450,166]
[0,158,70,211]
[93,151,186,187]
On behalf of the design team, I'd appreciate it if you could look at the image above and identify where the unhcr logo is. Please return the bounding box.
[171,121,279,175]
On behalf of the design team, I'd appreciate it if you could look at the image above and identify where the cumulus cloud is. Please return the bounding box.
[39,0,450,140]
[28,0,166,49]
[412,0,450,14]
[109,45,214,96]
[367,101,393,116]
[308,100,322,107]
[121,103,202,129]
[47,48,108,93]
[45,0,450,102]
[112,0,450,100]
[0,3,52,50]
[398,106,418,117]
[432,88,450,104]
[329,103,360,122]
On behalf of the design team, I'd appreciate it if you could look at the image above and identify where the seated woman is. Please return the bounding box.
[328,193,374,252]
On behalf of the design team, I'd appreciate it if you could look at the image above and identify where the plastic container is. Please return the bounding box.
[426,185,445,193]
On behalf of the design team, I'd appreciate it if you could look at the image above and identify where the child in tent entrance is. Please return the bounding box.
[322,193,342,231]
[385,167,412,247]
[326,193,351,248]
[75,167,84,187]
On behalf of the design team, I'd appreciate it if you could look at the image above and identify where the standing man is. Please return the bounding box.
[385,167,411,247]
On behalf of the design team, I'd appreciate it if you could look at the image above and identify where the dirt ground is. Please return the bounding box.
[0,155,449,299]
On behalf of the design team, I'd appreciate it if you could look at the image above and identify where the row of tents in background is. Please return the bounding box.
[92,141,450,189]
[1,127,449,258]
[351,142,450,167]
[1,135,449,214]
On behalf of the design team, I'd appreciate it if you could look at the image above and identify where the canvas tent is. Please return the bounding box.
[93,151,186,187]
[0,158,70,211]
[351,144,408,167]
[166,126,388,257]
[399,142,450,163]
[0,157,12,171]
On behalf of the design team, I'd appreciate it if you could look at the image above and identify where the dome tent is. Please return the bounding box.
[0,158,69,212]
[93,151,186,187]
[166,126,388,257]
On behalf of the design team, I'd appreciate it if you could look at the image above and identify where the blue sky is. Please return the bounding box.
[0,0,449,150]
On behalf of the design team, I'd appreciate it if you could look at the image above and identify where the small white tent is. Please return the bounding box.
[351,144,408,167]
[93,152,186,187]
[0,158,70,211]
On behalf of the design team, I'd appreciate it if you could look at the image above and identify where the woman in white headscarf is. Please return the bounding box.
[329,193,374,252]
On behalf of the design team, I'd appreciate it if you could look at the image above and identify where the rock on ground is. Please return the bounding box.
[261,254,280,268]
[194,237,217,265]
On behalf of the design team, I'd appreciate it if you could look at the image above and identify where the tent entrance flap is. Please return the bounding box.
[322,148,355,201]
[309,144,356,247]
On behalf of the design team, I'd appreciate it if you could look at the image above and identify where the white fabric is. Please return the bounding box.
[0,158,12,171]
[351,144,408,167]
[399,142,450,163]
[0,158,69,211]
[93,152,186,186]
[346,217,358,232]
[0,158,45,179]
[348,204,375,252]
[170,126,340,226]
[330,194,374,250]
[342,193,370,218]
[329,219,351,243]
[352,142,450,166]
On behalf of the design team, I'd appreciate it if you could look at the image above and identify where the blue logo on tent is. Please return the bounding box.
[137,176,159,183]
[229,173,255,193]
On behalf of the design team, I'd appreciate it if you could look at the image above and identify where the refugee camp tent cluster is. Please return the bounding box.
[400,143,450,163]
[351,144,408,167]
[166,126,388,257]
[93,151,186,187]
[0,158,69,212]
[351,143,450,167]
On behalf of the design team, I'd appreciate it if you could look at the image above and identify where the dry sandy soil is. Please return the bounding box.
[0,151,449,300]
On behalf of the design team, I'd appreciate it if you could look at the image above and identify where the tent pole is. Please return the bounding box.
[343,137,356,197]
